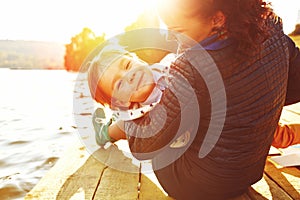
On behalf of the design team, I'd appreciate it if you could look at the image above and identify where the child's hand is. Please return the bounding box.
[92,107,113,147]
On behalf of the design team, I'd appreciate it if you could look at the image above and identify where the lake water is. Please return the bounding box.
[0,69,80,199]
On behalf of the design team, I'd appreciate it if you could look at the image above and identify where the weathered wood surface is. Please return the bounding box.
[264,159,300,200]
[280,103,300,123]
[92,147,139,200]
[25,142,103,200]
[25,103,300,200]
[250,173,293,200]
[25,143,300,200]
[25,140,171,200]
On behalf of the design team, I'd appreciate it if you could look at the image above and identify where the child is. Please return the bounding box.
[87,43,174,147]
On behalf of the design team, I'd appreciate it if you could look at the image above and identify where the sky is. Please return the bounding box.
[0,0,299,44]
[0,0,156,43]
[271,0,300,33]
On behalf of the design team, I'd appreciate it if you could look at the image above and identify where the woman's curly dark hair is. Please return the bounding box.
[203,0,276,51]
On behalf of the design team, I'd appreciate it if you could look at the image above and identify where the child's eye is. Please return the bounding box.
[116,80,123,89]
[125,61,131,70]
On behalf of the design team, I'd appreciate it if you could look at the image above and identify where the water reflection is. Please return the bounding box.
[0,70,78,199]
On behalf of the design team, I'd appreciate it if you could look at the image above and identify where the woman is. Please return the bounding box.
[121,0,300,199]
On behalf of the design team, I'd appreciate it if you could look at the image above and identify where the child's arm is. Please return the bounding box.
[109,120,127,141]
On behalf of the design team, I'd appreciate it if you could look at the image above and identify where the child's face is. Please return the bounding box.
[98,55,155,106]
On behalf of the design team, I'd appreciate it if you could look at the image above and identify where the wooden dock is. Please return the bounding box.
[25,103,300,200]
[24,141,173,200]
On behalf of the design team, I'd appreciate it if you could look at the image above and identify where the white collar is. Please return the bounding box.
[111,103,157,121]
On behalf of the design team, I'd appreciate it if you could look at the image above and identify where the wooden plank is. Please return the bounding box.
[139,174,173,200]
[280,103,300,123]
[264,159,300,200]
[93,145,140,200]
[284,103,300,114]
[25,140,105,200]
[280,167,300,193]
[245,188,265,200]
[249,174,293,200]
[138,161,173,200]
[25,138,300,200]
[228,192,252,200]
[94,167,139,200]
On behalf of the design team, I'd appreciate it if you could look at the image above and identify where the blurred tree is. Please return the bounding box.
[124,9,159,31]
[64,28,105,72]
[120,9,175,64]
[289,24,300,36]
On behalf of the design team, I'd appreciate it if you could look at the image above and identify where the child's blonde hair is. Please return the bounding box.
[87,42,142,108]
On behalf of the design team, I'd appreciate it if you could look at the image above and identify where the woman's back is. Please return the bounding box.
[127,20,291,200]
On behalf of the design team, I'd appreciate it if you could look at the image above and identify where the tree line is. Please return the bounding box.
[290,24,300,37]
[64,10,300,72]
[64,9,171,72]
